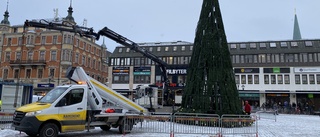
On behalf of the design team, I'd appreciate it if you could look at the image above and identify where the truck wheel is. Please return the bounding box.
[39,123,59,137]
[100,125,111,131]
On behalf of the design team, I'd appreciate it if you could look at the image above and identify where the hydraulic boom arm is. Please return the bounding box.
[97,27,170,89]
[24,19,170,105]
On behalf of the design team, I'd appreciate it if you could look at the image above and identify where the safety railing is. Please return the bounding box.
[0,111,14,129]
[220,114,258,137]
[124,112,258,137]
[256,110,277,122]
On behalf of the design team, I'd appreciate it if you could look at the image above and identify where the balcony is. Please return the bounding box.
[26,44,35,50]
[10,60,46,67]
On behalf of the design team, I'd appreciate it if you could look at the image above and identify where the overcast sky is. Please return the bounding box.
[2,0,320,51]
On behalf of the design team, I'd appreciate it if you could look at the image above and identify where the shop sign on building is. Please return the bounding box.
[133,67,151,75]
[166,68,187,75]
[38,84,54,88]
[234,68,259,73]
[294,67,320,73]
[112,67,129,75]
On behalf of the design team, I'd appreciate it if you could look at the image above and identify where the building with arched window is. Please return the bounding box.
[0,4,110,96]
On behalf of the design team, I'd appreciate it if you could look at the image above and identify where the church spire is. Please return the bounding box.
[1,0,10,25]
[65,0,75,23]
[101,37,107,49]
[293,9,302,40]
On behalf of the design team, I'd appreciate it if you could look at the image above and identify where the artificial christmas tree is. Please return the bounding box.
[180,0,242,115]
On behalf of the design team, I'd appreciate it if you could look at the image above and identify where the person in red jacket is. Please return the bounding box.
[244,101,251,115]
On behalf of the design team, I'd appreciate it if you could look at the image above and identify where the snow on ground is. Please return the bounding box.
[1,114,320,137]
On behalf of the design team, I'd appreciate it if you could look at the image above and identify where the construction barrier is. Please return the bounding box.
[124,112,173,135]
[256,110,277,122]
[173,113,220,136]
[0,111,14,129]
[220,114,258,137]
[124,112,258,137]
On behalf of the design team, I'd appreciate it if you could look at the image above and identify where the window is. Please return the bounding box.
[88,58,91,68]
[76,39,79,47]
[75,53,79,64]
[241,75,246,84]
[260,43,266,48]
[67,35,71,44]
[3,69,8,79]
[49,68,55,77]
[18,37,23,45]
[259,54,266,63]
[317,74,320,84]
[62,89,84,106]
[264,75,269,84]
[254,75,259,84]
[305,41,313,47]
[41,36,46,45]
[230,44,237,49]
[190,46,193,51]
[27,35,34,44]
[302,74,308,84]
[51,51,57,61]
[82,56,86,65]
[280,42,287,47]
[126,48,130,52]
[63,35,67,43]
[291,41,298,47]
[165,47,169,51]
[38,69,43,78]
[133,75,151,83]
[270,42,276,48]
[5,52,10,61]
[308,53,313,62]
[118,48,122,53]
[271,75,276,84]
[7,38,11,46]
[14,69,19,79]
[284,75,290,84]
[39,51,45,61]
[181,46,185,51]
[309,74,315,84]
[26,69,31,78]
[249,43,256,48]
[148,47,153,52]
[53,35,57,44]
[235,75,240,84]
[83,42,86,50]
[157,47,161,51]
[295,75,301,84]
[93,60,96,69]
[173,46,177,51]
[240,43,246,49]
[277,75,283,84]
[28,51,33,60]
[248,75,253,84]
[113,75,129,83]
[62,50,71,61]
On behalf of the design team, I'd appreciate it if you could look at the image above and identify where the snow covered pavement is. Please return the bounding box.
[1,114,320,137]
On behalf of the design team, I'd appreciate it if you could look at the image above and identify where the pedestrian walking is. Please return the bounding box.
[244,101,251,115]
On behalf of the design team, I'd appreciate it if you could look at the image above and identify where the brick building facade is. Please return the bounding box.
[0,4,110,95]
